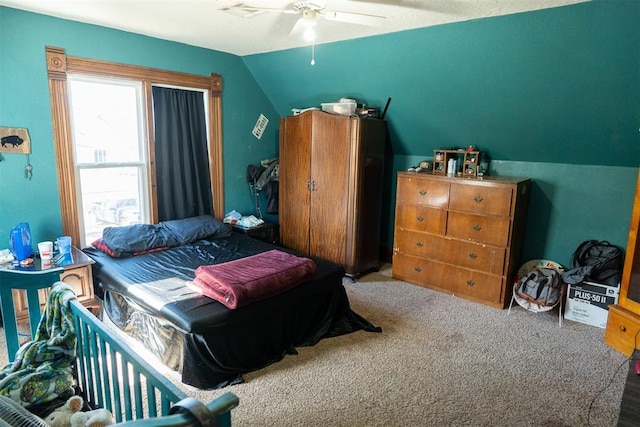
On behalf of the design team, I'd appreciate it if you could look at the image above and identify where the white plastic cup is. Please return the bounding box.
[57,236,72,255]
[447,158,455,175]
[38,241,54,260]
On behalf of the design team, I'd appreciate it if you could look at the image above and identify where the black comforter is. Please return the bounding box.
[84,233,380,389]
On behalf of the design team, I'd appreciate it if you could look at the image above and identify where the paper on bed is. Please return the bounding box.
[186,249,317,309]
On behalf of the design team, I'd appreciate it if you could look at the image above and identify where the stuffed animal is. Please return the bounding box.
[44,395,114,427]
[70,408,114,427]
[44,396,83,427]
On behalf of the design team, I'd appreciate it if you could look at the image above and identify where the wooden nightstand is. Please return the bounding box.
[0,246,96,360]
[231,222,279,245]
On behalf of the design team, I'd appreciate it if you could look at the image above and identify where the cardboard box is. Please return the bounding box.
[564,281,620,328]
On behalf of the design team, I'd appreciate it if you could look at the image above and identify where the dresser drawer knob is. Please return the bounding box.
[466,280,475,286]
[619,325,627,332]
[417,215,424,222]
[474,196,484,203]
[416,241,423,247]
[414,266,422,272]
[472,225,482,231]
[419,189,427,195]
[468,253,478,259]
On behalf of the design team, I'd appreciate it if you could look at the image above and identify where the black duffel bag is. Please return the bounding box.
[562,240,624,287]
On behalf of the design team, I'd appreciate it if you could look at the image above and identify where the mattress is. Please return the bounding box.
[84,233,380,389]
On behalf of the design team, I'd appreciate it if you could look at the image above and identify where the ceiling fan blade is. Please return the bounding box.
[319,10,386,26]
[222,3,299,18]
[347,0,467,16]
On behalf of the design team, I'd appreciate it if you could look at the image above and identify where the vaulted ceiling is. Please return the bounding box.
[0,0,588,55]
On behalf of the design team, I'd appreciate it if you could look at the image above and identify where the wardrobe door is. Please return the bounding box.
[308,112,351,265]
[344,118,387,275]
[279,113,312,254]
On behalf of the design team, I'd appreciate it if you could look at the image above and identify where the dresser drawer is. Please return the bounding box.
[446,265,504,304]
[450,183,513,216]
[392,254,503,304]
[447,211,511,247]
[396,176,449,208]
[395,204,447,234]
[394,228,444,259]
[604,305,640,357]
[392,253,450,291]
[395,229,506,275]
[442,239,506,275]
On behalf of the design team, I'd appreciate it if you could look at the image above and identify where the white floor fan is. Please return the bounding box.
[0,396,49,427]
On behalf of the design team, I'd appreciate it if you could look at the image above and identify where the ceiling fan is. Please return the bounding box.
[225,2,386,39]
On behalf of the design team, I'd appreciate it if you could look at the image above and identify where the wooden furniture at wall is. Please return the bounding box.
[0,246,96,359]
[279,110,387,277]
[392,172,530,308]
[8,247,96,323]
[231,222,279,245]
[604,170,640,356]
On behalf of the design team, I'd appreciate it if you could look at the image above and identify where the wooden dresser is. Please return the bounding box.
[392,172,530,308]
[605,170,640,356]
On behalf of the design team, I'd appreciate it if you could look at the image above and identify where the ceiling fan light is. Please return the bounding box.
[304,26,316,41]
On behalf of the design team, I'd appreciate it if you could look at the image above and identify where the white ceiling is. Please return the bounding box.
[0,0,588,56]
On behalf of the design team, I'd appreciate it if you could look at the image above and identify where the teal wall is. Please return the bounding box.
[0,7,279,247]
[242,0,640,267]
[243,1,639,167]
[1,1,639,270]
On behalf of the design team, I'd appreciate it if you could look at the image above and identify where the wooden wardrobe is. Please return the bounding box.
[279,110,387,277]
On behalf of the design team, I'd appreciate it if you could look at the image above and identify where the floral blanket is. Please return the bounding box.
[0,281,77,407]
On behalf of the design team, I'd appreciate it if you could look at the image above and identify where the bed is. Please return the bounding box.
[84,215,381,390]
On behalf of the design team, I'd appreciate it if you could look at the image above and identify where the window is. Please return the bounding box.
[46,46,224,247]
[68,76,150,245]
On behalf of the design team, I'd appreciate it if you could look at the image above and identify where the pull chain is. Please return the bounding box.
[310,40,315,66]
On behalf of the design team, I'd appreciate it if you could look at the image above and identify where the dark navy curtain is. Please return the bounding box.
[152,86,213,221]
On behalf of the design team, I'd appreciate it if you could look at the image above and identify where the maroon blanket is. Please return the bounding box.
[186,250,318,309]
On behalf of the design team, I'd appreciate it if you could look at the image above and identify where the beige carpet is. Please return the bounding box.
[1,264,630,426]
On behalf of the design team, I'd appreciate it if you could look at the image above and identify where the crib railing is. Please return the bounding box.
[69,299,238,426]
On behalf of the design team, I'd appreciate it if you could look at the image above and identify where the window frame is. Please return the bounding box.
[46,46,224,246]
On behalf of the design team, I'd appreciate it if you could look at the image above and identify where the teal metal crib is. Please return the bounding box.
[69,298,239,426]
[0,274,238,426]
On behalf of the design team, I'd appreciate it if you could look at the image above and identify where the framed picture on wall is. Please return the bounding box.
[0,127,31,154]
